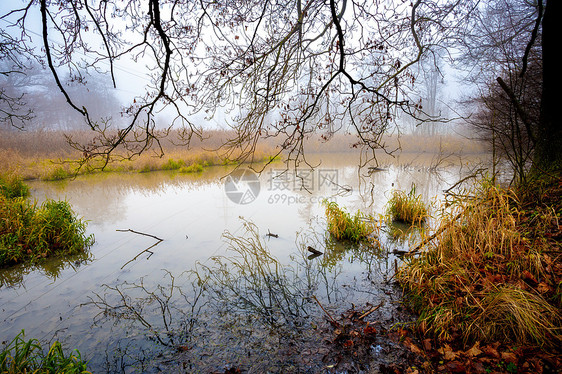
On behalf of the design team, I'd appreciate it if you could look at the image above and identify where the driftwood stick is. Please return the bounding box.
[312,295,338,326]
[358,301,384,320]
[307,246,323,255]
[117,229,164,269]
[116,229,164,242]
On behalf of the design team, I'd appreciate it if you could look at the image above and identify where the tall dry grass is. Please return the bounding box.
[397,180,562,349]
[0,129,279,180]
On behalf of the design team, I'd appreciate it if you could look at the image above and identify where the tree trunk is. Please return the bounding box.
[534,0,562,170]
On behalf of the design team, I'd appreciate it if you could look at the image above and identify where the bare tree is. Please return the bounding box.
[1,0,472,170]
[457,0,561,177]
[0,29,34,129]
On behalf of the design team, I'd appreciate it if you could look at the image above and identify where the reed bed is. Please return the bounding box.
[0,128,485,181]
[397,180,562,349]
[0,129,280,180]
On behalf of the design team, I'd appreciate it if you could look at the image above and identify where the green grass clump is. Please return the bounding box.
[386,185,428,225]
[42,166,71,181]
[0,330,89,374]
[179,162,204,173]
[323,200,378,244]
[0,178,93,267]
[0,175,29,199]
[161,158,185,170]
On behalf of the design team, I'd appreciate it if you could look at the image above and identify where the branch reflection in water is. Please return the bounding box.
[84,217,400,372]
[85,269,208,372]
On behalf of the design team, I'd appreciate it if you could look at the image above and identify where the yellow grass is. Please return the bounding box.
[0,129,279,180]
[397,180,562,348]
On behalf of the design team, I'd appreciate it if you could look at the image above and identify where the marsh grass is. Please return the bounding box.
[0,174,29,199]
[0,177,94,267]
[386,185,428,225]
[397,180,562,349]
[323,200,380,245]
[0,330,89,373]
[0,129,280,180]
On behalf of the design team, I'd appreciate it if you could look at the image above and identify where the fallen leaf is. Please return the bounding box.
[537,282,551,293]
[422,338,432,351]
[521,270,537,284]
[403,337,423,355]
[363,325,377,335]
[465,341,483,358]
[438,344,459,361]
[501,351,518,363]
[481,344,500,359]
[445,360,466,373]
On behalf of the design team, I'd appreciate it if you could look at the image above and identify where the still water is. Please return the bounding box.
[0,152,484,373]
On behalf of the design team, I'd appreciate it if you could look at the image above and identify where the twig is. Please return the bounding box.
[116,228,163,241]
[117,228,164,269]
[358,301,384,320]
[266,230,279,238]
[312,295,338,326]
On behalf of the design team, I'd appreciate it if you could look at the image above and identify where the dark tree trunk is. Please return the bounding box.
[534,0,562,169]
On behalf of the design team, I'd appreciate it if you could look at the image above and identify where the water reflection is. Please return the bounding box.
[86,217,404,372]
[85,269,207,372]
[196,220,315,330]
[0,250,92,288]
[0,152,488,373]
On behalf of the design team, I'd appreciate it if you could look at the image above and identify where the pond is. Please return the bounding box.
[0,152,485,373]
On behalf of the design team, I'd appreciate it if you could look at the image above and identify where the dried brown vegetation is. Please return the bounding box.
[0,129,281,180]
[0,129,484,180]
[397,175,562,372]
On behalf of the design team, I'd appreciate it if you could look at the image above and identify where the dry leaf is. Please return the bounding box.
[537,282,551,293]
[438,344,459,361]
[465,341,482,358]
[501,351,518,363]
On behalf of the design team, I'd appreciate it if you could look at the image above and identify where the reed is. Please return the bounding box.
[397,180,562,348]
[0,129,280,180]
[386,185,428,225]
[323,200,379,244]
